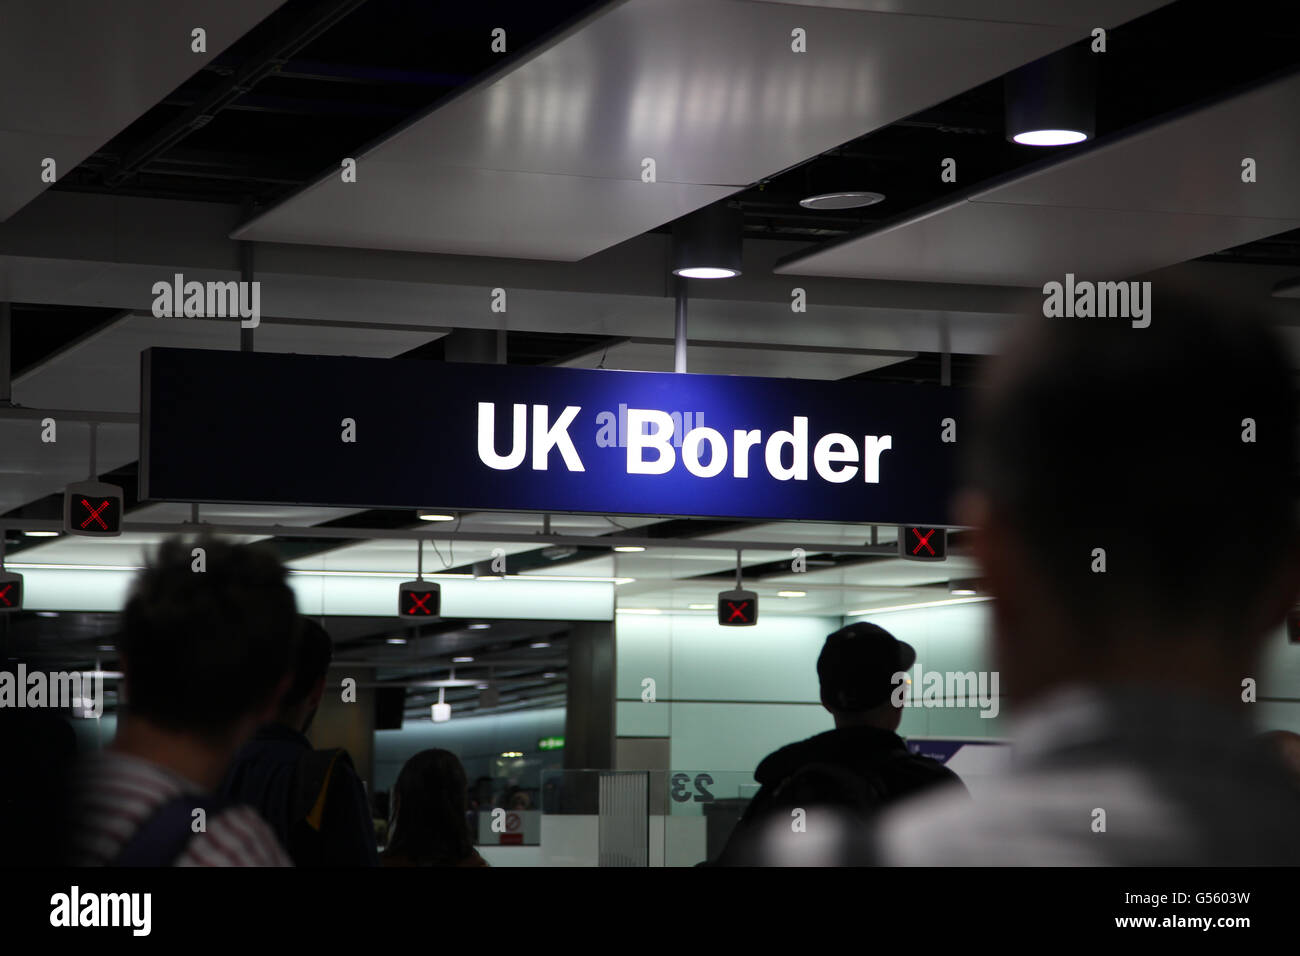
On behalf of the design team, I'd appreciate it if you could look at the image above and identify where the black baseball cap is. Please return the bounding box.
[816,622,916,712]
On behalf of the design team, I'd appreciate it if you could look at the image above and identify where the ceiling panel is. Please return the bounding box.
[234,0,1129,260]
[285,538,547,574]
[130,502,364,526]
[779,68,1300,285]
[741,0,1170,28]
[234,165,736,260]
[0,0,286,221]
[7,532,265,568]
[779,200,1300,286]
[560,340,909,378]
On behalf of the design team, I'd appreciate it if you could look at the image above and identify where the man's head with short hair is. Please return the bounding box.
[277,617,333,735]
[962,299,1300,705]
[817,622,916,730]
[119,535,298,743]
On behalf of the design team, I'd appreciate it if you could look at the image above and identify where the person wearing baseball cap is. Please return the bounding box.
[709,621,965,866]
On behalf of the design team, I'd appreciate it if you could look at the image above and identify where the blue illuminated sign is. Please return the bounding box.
[141,348,964,525]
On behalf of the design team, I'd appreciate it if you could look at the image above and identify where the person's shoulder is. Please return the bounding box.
[755,731,838,782]
[179,805,293,866]
[896,752,967,787]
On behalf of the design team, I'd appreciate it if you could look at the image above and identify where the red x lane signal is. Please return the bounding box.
[0,572,22,613]
[717,589,758,626]
[398,580,441,618]
[63,481,123,537]
[80,499,111,530]
[899,526,946,562]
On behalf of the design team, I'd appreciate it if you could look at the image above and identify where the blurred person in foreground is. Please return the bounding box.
[70,537,295,865]
[382,749,488,867]
[711,622,965,866]
[222,617,377,866]
[875,299,1300,865]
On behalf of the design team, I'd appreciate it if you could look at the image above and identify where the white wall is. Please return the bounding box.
[615,604,1003,781]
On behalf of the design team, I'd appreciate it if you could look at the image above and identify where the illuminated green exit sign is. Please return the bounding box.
[538,736,565,751]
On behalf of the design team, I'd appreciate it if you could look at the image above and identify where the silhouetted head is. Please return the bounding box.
[817,622,915,730]
[388,749,473,865]
[119,535,297,745]
[276,617,333,735]
[961,299,1300,705]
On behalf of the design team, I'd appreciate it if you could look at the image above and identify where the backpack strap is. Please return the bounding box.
[297,748,346,832]
[111,792,228,867]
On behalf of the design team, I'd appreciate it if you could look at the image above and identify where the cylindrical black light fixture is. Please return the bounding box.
[672,203,743,279]
[1004,43,1096,147]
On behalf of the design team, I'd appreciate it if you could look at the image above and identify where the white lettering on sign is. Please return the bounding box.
[475,404,893,483]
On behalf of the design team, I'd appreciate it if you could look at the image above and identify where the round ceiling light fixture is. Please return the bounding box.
[798,191,885,210]
[1005,43,1095,147]
[672,204,743,279]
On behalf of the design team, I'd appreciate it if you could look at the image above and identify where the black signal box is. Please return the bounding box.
[717,589,758,626]
[0,571,22,613]
[64,480,124,537]
[399,580,441,618]
[899,526,946,561]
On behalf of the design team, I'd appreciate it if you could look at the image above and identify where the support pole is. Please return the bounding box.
[674,279,688,374]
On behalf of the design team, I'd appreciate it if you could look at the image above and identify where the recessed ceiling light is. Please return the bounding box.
[1011,129,1087,146]
[777,590,806,598]
[24,530,59,537]
[951,588,978,596]
[672,266,740,279]
[386,638,407,645]
[453,656,474,663]
[687,604,713,610]
[612,545,645,553]
[529,641,551,648]
[35,611,59,618]
[417,511,456,522]
[543,672,558,679]
[476,683,489,690]
[616,608,662,615]
[798,191,885,210]
[467,623,490,630]
[97,644,115,652]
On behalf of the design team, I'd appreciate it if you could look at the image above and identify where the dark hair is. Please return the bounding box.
[387,749,474,865]
[965,300,1298,638]
[280,617,333,712]
[119,536,297,738]
[816,622,914,712]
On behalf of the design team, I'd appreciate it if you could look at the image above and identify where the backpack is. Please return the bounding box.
[110,792,230,867]
[285,747,349,865]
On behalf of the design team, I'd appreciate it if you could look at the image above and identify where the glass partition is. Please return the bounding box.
[534,769,758,866]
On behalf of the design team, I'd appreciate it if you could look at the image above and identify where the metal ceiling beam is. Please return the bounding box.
[1,518,937,551]
[0,406,139,424]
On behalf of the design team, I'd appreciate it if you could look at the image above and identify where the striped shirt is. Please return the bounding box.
[71,751,292,867]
